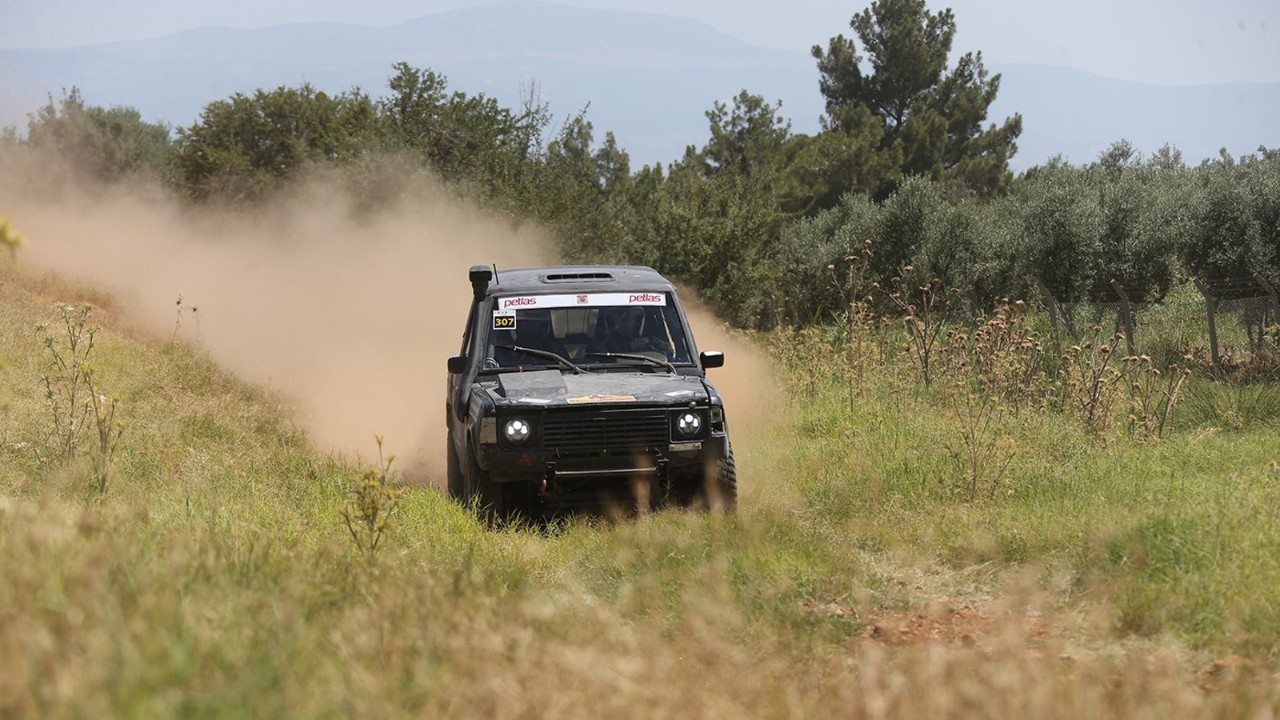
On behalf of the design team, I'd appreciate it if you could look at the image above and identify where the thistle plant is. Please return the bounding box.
[1124,354,1192,441]
[935,301,1042,502]
[84,367,123,495]
[342,436,403,560]
[1060,326,1130,434]
[35,303,124,496]
[943,380,1016,503]
[826,239,879,405]
[887,269,953,386]
[968,300,1046,413]
[172,294,201,341]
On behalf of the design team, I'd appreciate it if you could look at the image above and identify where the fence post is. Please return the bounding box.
[1037,280,1061,340]
[1254,273,1280,329]
[1110,280,1135,354]
[1193,277,1221,374]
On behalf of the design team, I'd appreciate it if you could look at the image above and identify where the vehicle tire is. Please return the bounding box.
[446,431,466,502]
[461,439,506,521]
[477,470,507,522]
[713,447,738,514]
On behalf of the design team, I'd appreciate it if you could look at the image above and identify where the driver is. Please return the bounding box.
[600,307,661,355]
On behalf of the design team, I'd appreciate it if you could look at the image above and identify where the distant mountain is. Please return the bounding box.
[1,0,1276,170]
[988,63,1280,168]
[0,0,824,169]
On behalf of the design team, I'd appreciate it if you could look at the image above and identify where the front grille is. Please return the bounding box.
[542,408,669,455]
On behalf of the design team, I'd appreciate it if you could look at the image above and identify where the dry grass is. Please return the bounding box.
[2,261,1279,718]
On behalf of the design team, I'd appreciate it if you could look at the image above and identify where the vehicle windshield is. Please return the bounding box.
[482,292,693,371]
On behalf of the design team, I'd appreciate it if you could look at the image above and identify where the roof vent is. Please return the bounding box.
[543,271,614,283]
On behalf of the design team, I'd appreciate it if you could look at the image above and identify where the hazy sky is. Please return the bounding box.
[1,0,1277,85]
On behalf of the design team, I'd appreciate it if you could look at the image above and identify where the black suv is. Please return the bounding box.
[445,265,735,516]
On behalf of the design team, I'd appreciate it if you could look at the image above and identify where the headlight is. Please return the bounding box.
[504,418,532,445]
[675,411,703,438]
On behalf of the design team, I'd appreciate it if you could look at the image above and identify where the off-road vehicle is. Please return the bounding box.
[445,265,735,516]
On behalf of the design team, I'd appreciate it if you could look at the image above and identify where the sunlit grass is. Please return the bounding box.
[2,261,1278,717]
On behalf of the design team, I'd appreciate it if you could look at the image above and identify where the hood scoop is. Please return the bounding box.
[497,369,568,399]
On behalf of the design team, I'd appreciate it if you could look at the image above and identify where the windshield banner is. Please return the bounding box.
[496,292,667,311]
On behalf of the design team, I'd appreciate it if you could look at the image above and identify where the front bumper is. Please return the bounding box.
[479,433,728,482]
[484,432,729,509]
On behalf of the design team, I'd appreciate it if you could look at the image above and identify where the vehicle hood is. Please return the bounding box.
[483,369,710,407]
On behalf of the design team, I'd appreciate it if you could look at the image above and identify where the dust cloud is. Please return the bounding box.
[0,153,778,487]
[681,303,780,440]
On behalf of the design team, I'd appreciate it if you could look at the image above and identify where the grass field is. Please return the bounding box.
[2,259,1279,718]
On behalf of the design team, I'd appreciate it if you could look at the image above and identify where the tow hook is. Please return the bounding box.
[540,464,555,498]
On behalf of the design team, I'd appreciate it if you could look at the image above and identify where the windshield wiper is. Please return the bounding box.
[584,351,676,374]
[494,345,589,374]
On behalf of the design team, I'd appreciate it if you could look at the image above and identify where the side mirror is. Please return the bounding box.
[447,355,467,374]
[700,350,724,369]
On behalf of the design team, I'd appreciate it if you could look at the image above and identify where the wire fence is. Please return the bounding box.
[1036,274,1279,377]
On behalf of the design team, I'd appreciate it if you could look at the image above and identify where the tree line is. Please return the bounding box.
[3,0,1277,328]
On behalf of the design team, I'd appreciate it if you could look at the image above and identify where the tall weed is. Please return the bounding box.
[965,300,1047,412]
[1123,355,1191,440]
[34,303,123,496]
[1059,326,1130,434]
[935,301,1044,501]
[887,270,953,385]
[342,436,403,560]
[827,241,885,406]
